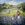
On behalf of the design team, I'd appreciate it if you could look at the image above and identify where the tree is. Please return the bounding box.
[21,2,25,12]
[0,3,13,12]
[17,2,25,12]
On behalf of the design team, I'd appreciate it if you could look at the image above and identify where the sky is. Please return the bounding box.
[0,0,25,5]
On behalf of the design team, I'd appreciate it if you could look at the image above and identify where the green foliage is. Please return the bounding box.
[0,8,3,12]
[0,3,25,16]
[21,3,25,12]
[0,7,6,12]
[20,2,25,12]
[17,2,25,12]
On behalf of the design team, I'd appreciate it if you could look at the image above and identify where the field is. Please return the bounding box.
[0,9,24,16]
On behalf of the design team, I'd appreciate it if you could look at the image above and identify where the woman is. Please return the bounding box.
[15,11,25,25]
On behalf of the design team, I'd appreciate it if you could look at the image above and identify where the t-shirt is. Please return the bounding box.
[17,16,20,19]
[16,16,24,24]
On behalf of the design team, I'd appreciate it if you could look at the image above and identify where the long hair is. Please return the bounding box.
[16,11,20,16]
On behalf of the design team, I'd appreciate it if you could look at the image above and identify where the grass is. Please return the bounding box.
[0,9,25,16]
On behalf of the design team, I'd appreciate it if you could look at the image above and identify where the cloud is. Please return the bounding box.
[6,0,16,1]
[0,0,25,4]
[0,0,23,5]
[8,1,23,5]
[8,1,17,5]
